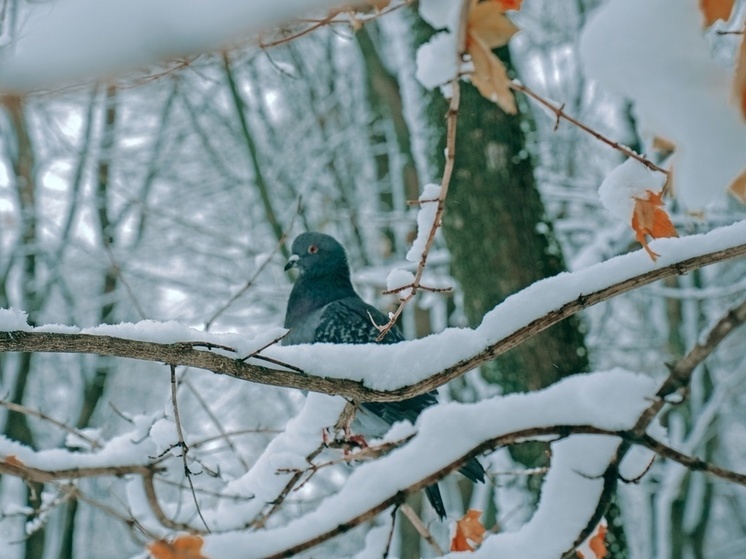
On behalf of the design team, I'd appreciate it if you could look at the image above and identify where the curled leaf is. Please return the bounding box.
[148,535,210,559]
[728,169,746,203]
[468,2,520,49]
[631,190,678,261]
[467,36,517,113]
[698,0,735,27]
[450,509,486,552]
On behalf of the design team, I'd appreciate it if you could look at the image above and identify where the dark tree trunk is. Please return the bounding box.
[413,11,627,555]
[423,44,589,394]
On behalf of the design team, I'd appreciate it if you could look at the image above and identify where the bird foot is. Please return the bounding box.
[322,427,369,454]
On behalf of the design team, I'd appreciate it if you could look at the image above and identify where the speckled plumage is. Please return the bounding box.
[282,232,484,519]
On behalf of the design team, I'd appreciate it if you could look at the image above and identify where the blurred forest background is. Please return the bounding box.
[0,0,745,557]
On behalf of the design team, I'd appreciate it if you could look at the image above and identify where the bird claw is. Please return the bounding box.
[322,427,369,454]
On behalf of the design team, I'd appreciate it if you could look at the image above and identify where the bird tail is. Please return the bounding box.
[424,484,446,520]
[459,457,486,483]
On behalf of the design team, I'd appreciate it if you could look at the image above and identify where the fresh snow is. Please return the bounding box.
[415,31,458,90]
[599,158,667,222]
[406,183,442,263]
[2,219,744,393]
[0,0,343,91]
[205,393,347,531]
[580,0,746,209]
[385,268,415,299]
[202,369,658,558]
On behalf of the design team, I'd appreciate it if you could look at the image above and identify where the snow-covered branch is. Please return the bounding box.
[1,226,744,402]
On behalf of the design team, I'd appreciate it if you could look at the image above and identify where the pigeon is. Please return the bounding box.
[282,231,484,519]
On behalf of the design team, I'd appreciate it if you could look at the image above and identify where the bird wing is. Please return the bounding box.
[314,297,439,423]
[313,296,403,345]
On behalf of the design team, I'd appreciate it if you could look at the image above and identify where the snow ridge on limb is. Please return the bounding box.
[201,370,657,558]
[1,219,746,399]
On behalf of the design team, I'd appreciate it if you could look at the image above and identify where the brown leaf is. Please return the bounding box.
[631,190,679,261]
[148,535,210,559]
[728,168,746,203]
[588,523,608,559]
[651,136,676,155]
[576,522,608,559]
[733,31,746,120]
[468,2,520,49]
[467,35,517,113]
[450,509,486,552]
[698,0,735,27]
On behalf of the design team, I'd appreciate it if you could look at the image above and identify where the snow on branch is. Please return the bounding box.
[0,0,344,92]
[0,221,744,401]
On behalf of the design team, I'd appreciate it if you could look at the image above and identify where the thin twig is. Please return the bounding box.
[259,0,415,49]
[374,0,473,340]
[633,297,746,432]
[381,505,399,559]
[251,443,326,529]
[276,435,414,475]
[0,399,102,449]
[509,81,670,177]
[400,502,444,556]
[240,331,289,362]
[169,364,210,532]
[140,468,203,533]
[181,376,250,470]
[204,197,302,330]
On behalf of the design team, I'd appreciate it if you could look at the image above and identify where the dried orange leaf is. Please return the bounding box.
[467,36,517,113]
[148,535,210,559]
[588,523,608,558]
[631,190,678,261]
[728,169,746,203]
[468,2,520,49]
[450,509,486,552]
[651,136,676,154]
[734,31,746,120]
[576,522,608,559]
[698,0,735,27]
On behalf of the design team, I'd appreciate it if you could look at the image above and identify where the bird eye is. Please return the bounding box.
[308,245,318,254]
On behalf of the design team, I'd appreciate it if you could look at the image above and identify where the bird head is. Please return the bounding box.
[284,232,350,279]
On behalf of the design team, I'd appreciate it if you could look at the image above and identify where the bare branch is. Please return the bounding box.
[169,364,210,532]
[509,81,670,178]
[0,398,102,449]
[400,503,444,556]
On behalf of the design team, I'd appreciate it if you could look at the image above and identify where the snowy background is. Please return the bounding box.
[0,0,744,558]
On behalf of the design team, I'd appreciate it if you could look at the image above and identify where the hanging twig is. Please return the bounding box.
[374,0,473,340]
[400,503,444,556]
[180,376,251,470]
[169,364,210,532]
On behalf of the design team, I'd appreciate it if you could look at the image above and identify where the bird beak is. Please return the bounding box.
[284,254,300,272]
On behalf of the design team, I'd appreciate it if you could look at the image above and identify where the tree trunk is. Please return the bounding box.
[2,95,46,559]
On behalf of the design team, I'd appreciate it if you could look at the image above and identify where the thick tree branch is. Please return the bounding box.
[255,421,746,559]
[0,240,743,402]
